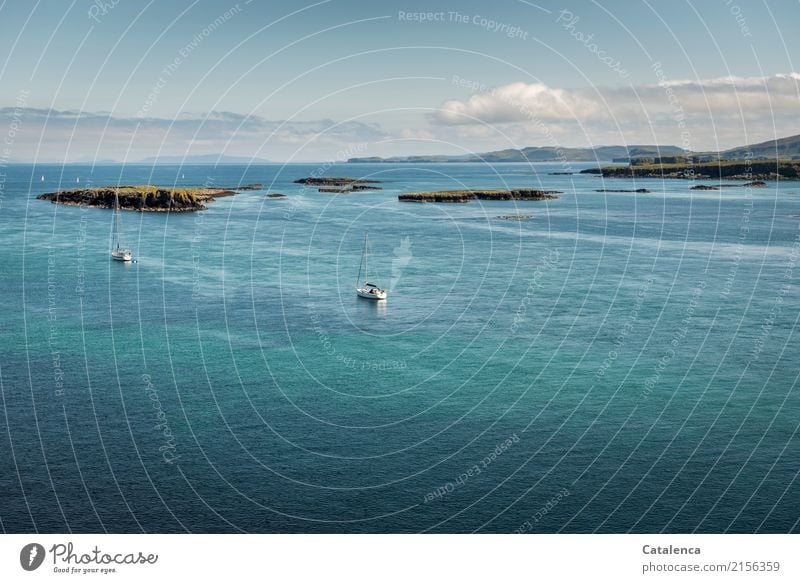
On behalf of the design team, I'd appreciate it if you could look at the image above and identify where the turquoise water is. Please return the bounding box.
[0,162,798,533]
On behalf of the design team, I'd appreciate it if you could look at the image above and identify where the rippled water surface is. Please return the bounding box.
[1,162,798,532]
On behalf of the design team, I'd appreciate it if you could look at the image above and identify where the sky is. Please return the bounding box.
[1,0,799,162]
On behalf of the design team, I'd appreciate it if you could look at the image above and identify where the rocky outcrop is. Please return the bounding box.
[691,181,767,190]
[594,188,651,193]
[266,193,288,198]
[318,185,383,193]
[399,189,560,203]
[294,177,384,193]
[294,177,382,185]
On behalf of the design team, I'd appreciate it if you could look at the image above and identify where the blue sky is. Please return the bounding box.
[1,0,799,161]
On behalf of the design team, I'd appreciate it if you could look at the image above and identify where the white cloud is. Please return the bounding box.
[432,73,800,150]
[436,74,800,125]
[437,81,604,124]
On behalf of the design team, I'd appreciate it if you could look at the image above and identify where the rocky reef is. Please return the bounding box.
[399,189,560,203]
[691,181,768,191]
[594,188,651,193]
[294,177,382,186]
[294,177,384,193]
[38,185,245,212]
[318,185,383,193]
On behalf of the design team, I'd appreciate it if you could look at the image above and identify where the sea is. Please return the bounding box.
[0,162,798,533]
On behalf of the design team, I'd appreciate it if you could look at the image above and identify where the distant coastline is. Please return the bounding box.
[348,133,800,165]
[580,160,800,180]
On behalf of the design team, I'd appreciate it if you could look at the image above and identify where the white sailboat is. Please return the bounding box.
[355,232,387,300]
[111,191,133,262]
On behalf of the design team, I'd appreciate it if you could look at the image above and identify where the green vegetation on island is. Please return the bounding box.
[398,189,560,203]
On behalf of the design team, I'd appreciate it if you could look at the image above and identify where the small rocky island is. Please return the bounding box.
[691,181,768,191]
[294,176,383,193]
[398,188,560,203]
[38,184,254,212]
[294,177,382,185]
[595,188,651,193]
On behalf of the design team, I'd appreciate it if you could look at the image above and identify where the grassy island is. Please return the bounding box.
[37,185,253,212]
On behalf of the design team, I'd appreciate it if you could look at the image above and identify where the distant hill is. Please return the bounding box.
[348,144,686,163]
[136,154,273,165]
[717,134,800,160]
[348,134,800,164]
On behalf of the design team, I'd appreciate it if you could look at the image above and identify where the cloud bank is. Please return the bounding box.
[0,108,388,162]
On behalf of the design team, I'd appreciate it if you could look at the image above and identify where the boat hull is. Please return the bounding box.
[111,250,133,262]
[356,288,387,300]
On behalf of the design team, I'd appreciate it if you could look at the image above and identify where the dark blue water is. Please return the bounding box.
[1,162,798,533]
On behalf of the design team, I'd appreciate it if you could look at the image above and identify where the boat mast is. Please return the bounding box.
[113,191,123,250]
[364,232,368,283]
[356,233,365,287]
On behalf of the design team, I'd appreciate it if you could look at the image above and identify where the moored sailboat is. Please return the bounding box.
[111,191,133,262]
[355,233,387,300]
